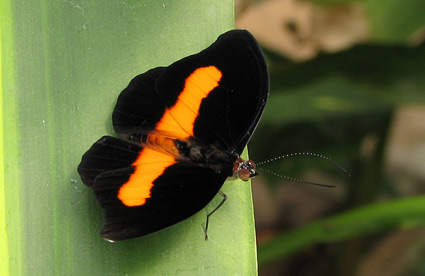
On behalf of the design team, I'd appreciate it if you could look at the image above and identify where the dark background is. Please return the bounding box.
[235,0,425,275]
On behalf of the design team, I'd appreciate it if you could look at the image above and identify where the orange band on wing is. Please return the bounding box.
[118,148,176,206]
[118,66,222,207]
[155,66,222,137]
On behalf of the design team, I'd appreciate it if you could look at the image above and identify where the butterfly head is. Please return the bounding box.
[233,159,258,181]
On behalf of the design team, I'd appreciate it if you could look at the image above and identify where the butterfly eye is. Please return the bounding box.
[238,168,251,181]
[247,160,256,168]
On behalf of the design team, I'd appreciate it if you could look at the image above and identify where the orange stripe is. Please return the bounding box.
[117,149,175,206]
[118,66,223,206]
[155,66,222,138]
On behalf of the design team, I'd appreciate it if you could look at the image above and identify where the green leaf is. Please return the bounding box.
[258,195,425,266]
[1,1,258,275]
[365,0,425,43]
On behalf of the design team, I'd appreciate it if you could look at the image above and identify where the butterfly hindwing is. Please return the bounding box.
[77,136,141,187]
[79,136,228,241]
[95,164,227,241]
[97,163,227,241]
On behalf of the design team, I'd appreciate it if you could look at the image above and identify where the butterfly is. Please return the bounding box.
[77,29,269,241]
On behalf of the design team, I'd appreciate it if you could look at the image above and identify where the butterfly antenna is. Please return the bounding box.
[256,167,336,188]
[257,152,350,177]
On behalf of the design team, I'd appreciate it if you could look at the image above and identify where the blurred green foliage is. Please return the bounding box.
[252,0,425,275]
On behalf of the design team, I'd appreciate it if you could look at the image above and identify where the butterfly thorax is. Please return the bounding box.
[140,134,239,176]
[173,138,238,176]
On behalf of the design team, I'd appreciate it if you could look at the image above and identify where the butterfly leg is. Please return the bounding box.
[204,190,227,240]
